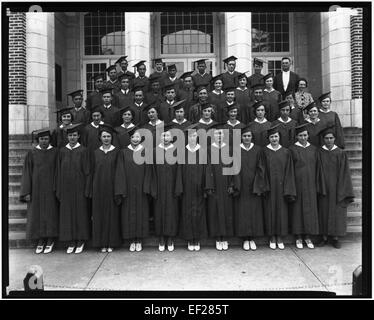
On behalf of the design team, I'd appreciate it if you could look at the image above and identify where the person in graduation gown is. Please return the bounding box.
[177,71,196,117]
[247,58,265,90]
[144,125,180,252]
[316,128,354,249]
[149,58,168,88]
[99,88,120,127]
[103,65,120,91]
[115,127,149,252]
[195,103,218,131]
[145,74,165,108]
[222,103,245,146]
[163,64,183,93]
[51,107,74,148]
[175,124,212,251]
[132,60,149,91]
[245,83,271,124]
[113,106,136,149]
[168,100,191,131]
[248,101,272,147]
[86,74,104,112]
[221,56,241,90]
[189,86,218,123]
[115,55,136,80]
[112,74,134,109]
[235,73,251,123]
[129,86,148,126]
[284,90,306,124]
[69,90,91,125]
[159,83,179,124]
[20,129,59,254]
[294,78,314,110]
[232,125,264,251]
[206,124,236,250]
[89,124,122,252]
[217,86,239,123]
[192,59,212,90]
[262,73,282,122]
[288,123,321,249]
[317,92,345,149]
[81,105,105,153]
[254,124,296,250]
[271,100,297,148]
[141,103,165,148]
[56,123,91,254]
[208,74,226,109]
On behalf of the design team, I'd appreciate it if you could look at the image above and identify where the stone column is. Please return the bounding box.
[26,12,56,132]
[321,10,352,126]
[125,12,151,75]
[225,13,252,73]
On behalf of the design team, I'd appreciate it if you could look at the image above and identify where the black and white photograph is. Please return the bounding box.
[3,1,370,302]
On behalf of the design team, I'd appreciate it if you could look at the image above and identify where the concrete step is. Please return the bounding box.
[349,167,362,176]
[351,177,362,188]
[9,218,27,232]
[9,148,31,158]
[348,157,362,166]
[348,198,361,212]
[344,134,362,141]
[344,140,362,149]
[9,182,21,194]
[9,172,22,183]
[9,203,28,219]
[8,156,25,165]
[9,194,22,205]
[343,127,362,134]
[344,149,362,158]
[347,211,362,226]
[353,186,361,198]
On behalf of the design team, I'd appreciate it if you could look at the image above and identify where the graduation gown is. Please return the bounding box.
[56,144,91,241]
[104,79,121,91]
[206,143,235,237]
[115,145,149,239]
[208,91,226,110]
[189,102,218,124]
[90,147,121,247]
[51,124,73,149]
[249,119,272,147]
[254,146,296,236]
[177,88,196,118]
[144,145,179,237]
[113,89,134,109]
[301,118,329,147]
[113,124,135,149]
[318,110,345,149]
[289,105,305,124]
[235,88,251,121]
[100,105,120,127]
[233,144,264,237]
[169,119,192,131]
[263,89,282,122]
[192,73,212,89]
[141,120,165,148]
[131,102,148,126]
[133,76,149,92]
[71,107,91,125]
[86,90,103,112]
[81,122,103,152]
[144,92,164,108]
[20,146,59,240]
[217,101,239,123]
[271,118,297,148]
[247,73,264,90]
[159,101,176,124]
[289,143,321,235]
[221,71,240,90]
[175,146,211,241]
[317,146,354,236]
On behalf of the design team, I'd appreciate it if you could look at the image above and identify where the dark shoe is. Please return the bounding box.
[331,238,341,249]
[316,237,328,247]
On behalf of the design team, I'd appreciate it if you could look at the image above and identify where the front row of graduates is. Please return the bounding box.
[20,119,354,254]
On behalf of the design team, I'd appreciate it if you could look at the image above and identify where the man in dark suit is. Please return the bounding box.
[273,57,300,96]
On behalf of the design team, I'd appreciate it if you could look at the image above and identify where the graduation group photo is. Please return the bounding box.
[5,5,367,296]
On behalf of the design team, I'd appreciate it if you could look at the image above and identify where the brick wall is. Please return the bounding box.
[9,12,27,105]
[350,8,363,99]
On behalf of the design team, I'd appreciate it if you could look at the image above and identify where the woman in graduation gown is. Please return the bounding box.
[288,123,321,249]
[89,124,122,252]
[206,124,236,251]
[254,124,296,250]
[56,123,91,254]
[144,125,180,252]
[176,124,212,251]
[51,107,74,148]
[248,101,272,147]
[208,74,226,108]
[141,103,165,148]
[316,128,354,249]
[115,126,149,252]
[234,73,251,124]
[81,105,105,153]
[113,106,136,149]
[233,125,264,251]
[20,129,59,254]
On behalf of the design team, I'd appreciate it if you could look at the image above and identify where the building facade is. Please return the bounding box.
[8,10,363,134]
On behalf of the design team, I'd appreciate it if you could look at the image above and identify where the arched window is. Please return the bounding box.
[161,12,214,54]
[84,12,125,55]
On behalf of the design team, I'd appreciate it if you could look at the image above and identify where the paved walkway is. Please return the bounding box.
[6,240,361,296]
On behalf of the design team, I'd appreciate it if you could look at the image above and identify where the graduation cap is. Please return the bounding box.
[262,73,273,82]
[91,105,104,117]
[115,56,128,65]
[133,60,146,69]
[163,83,177,92]
[68,90,83,98]
[118,106,135,118]
[226,103,239,113]
[153,58,163,64]
[238,72,249,80]
[225,86,237,93]
[319,125,336,138]
[179,71,194,80]
[253,58,266,67]
[127,125,140,137]
[184,122,200,132]
[32,128,51,140]
[170,99,186,111]
[283,90,295,100]
[201,102,214,110]
[304,101,317,113]
[241,124,254,135]
[99,123,115,135]
[251,101,266,110]
[143,103,159,113]
[195,85,208,94]
[118,73,132,82]
[208,121,226,131]
[267,123,281,136]
[210,74,223,84]
[100,88,113,95]
[223,56,237,64]
[132,85,145,93]
[92,74,105,81]
[251,83,265,91]
[65,123,83,134]
[105,65,117,73]
[195,59,207,65]
[167,64,177,71]
[318,91,331,102]
[161,122,175,133]
[294,123,311,135]
[55,107,74,115]
[148,74,161,83]
[278,100,290,110]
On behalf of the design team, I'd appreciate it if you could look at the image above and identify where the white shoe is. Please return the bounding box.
[194,242,200,251]
[167,243,174,252]
[188,242,194,251]
[216,241,223,251]
[296,239,303,249]
[305,239,314,249]
[159,243,165,252]
[269,241,276,250]
[277,242,285,250]
[101,247,107,253]
[75,242,84,254]
[249,240,257,251]
[107,247,113,253]
[222,241,228,250]
[243,240,250,251]
[136,242,142,252]
[35,245,44,254]
[129,242,136,252]
[67,246,75,254]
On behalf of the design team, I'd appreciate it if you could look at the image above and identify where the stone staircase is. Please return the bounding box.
[8,129,363,248]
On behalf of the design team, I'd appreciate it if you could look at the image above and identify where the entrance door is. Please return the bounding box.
[162,58,217,78]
